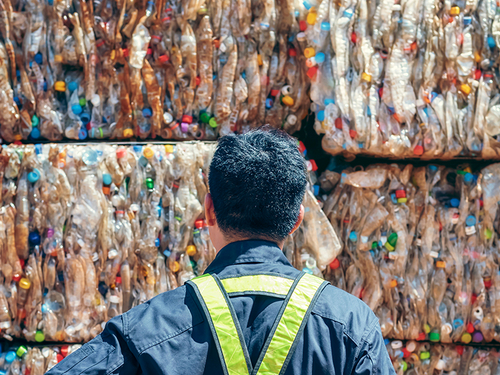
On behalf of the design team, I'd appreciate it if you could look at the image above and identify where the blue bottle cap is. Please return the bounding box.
[349,231,357,242]
[294,10,300,17]
[43,81,47,91]
[324,98,335,105]
[313,185,320,196]
[41,303,48,313]
[35,144,43,155]
[80,112,91,124]
[431,92,438,102]
[303,0,312,10]
[367,106,372,116]
[163,249,171,257]
[488,36,496,49]
[47,0,53,5]
[16,69,20,78]
[14,96,21,106]
[464,172,473,184]
[155,238,160,247]
[67,81,78,92]
[156,206,162,217]
[78,127,88,140]
[315,52,325,63]
[464,16,471,26]
[321,21,330,31]
[450,198,460,208]
[265,98,274,109]
[133,145,143,153]
[343,8,354,18]
[28,168,41,183]
[429,165,438,172]
[5,351,16,363]
[241,71,246,79]
[317,110,325,122]
[34,52,43,65]
[102,173,112,186]
[302,149,307,158]
[142,108,152,118]
[466,215,476,226]
[391,193,397,204]
[453,318,464,329]
[384,339,390,346]
[71,104,82,115]
[31,127,41,139]
[29,231,41,245]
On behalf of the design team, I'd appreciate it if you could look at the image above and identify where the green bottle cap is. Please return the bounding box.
[400,361,407,372]
[16,345,27,357]
[429,331,440,342]
[79,98,87,107]
[371,241,378,249]
[420,351,430,360]
[388,233,398,246]
[200,112,210,123]
[485,228,493,239]
[145,177,154,190]
[35,330,45,342]
[209,117,218,128]
[31,115,39,127]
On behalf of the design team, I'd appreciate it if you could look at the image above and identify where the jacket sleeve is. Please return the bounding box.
[45,315,140,375]
[351,321,396,375]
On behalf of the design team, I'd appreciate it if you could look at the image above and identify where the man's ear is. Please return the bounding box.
[289,204,304,235]
[205,193,217,226]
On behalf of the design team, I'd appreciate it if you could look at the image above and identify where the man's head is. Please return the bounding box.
[206,126,307,250]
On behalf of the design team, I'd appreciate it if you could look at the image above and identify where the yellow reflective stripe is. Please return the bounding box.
[256,273,325,375]
[221,275,293,295]
[191,274,249,375]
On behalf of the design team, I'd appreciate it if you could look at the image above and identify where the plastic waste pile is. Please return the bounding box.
[386,340,500,374]
[0,142,218,343]
[307,0,500,160]
[313,161,500,344]
[0,0,311,143]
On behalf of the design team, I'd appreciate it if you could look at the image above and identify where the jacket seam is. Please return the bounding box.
[310,310,359,346]
[353,319,378,363]
[206,260,291,274]
[137,320,204,355]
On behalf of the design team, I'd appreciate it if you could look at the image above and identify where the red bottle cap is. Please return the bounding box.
[413,145,424,155]
[19,259,25,268]
[416,332,426,341]
[395,189,406,199]
[467,322,475,333]
[402,348,411,358]
[159,55,169,64]
[335,118,343,129]
[329,258,340,269]
[349,129,357,139]
[195,76,201,86]
[270,89,280,96]
[298,141,306,153]
[299,20,307,31]
[182,115,193,124]
[116,276,122,285]
[195,219,204,229]
[146,48,153,55]
[116,147,127,159]
[484,279,492,289]
[307,66,318,79]
[475,69,482,80]
[288,48,297,57]
[351,32,357,44]
[57,353,64,363]
[456,345,464,356]
[60,345,69,357]
[309,159,318,171]
[13,273,21,282]
[122,48,129,57]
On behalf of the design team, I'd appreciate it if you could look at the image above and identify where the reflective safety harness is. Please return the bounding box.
[188,273,328,375]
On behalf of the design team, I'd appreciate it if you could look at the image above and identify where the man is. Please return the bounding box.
[47,127,395,374]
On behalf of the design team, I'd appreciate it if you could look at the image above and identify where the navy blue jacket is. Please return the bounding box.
[47,240,395,374]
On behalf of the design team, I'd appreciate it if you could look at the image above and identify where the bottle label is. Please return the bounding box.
[465,226,476,236]
[430,251,439,258]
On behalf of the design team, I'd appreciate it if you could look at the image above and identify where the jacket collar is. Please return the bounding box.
[204,240,293,274]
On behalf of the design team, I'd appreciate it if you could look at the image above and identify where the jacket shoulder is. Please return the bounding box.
[123,285,204,355]
[312,284,378,346]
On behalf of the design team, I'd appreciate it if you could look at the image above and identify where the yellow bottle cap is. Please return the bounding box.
[257,54,263,66]
[361,72,372,83]
[423,323,431,334]
[171,261,180,273]
[307,10,317,25]
[165,145,174,154]
[54,81,66,92]
[384,242,395,251]
[54,55,63,63]
[19,278,31,290]
[461,332,472,344]
[143,147,154,159]
[460,84,471,95]
[282,95,294,106]
[436,260,446,268]
[186,245,197,256]
[14,134,23,141]
[389,279,397,288]
[123,129,134,138]
[304,47,316,59]
[474,51,481,63]
[450,6,460,16]
[110,50,116,60]
[397,197,407,204]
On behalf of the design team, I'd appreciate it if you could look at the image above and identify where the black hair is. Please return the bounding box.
[208,126,307,242]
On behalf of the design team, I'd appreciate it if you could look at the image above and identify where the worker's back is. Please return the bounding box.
[46,128,395,375]
[48,240,394,375]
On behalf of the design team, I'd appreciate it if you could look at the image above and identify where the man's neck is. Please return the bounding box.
[216,237,284,253]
